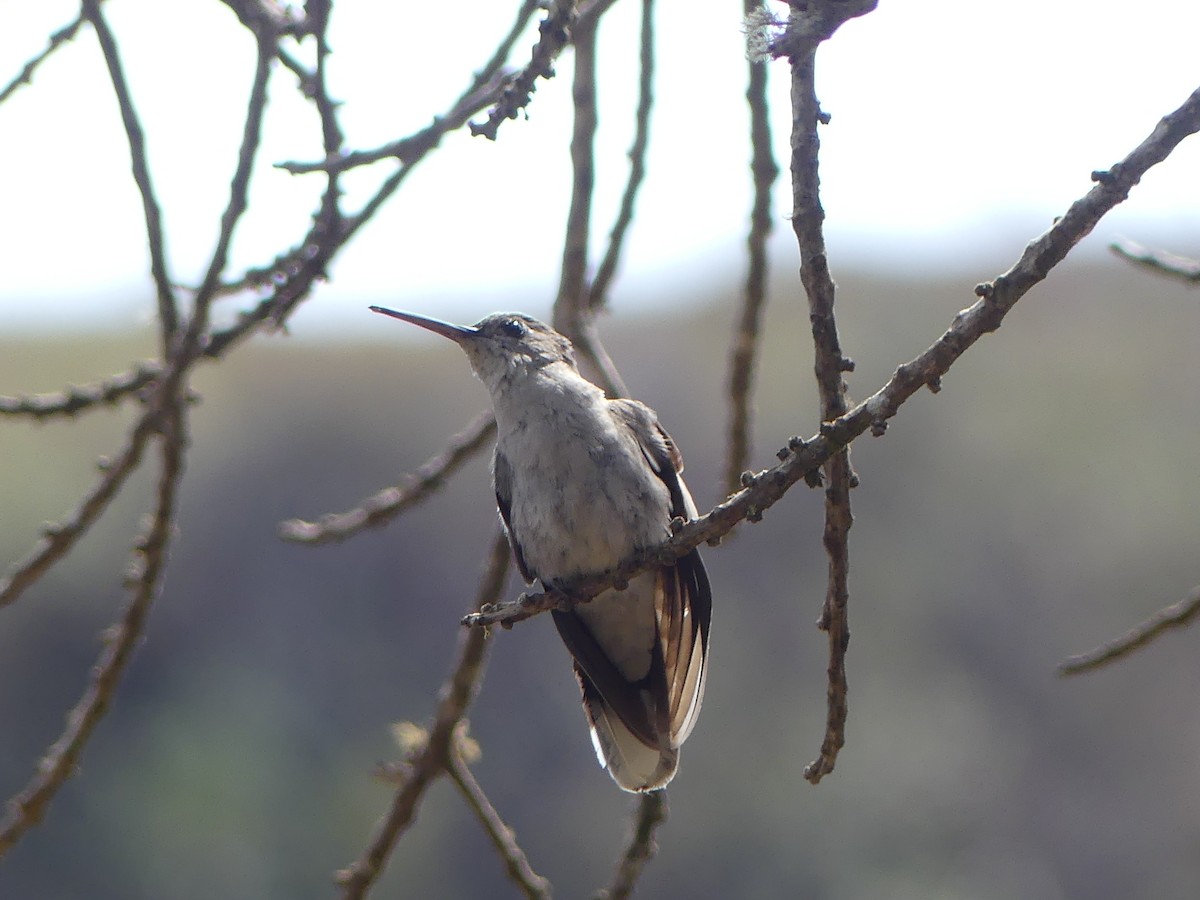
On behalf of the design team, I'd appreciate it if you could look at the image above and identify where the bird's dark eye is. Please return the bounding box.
[500,318,527,338]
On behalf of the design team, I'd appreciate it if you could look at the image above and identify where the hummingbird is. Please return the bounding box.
[371,307,712,792]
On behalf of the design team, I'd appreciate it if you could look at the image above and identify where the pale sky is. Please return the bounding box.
[3,0,1199,334]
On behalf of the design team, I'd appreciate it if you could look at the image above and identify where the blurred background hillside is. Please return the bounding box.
[3,257,1199,899]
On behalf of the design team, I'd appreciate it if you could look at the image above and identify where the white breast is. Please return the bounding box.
[494,370,671,581]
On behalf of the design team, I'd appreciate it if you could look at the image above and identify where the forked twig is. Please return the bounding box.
[277,0,534,178]
[0,399,188,856]
[337,529,512,898]
[200,1,557,370]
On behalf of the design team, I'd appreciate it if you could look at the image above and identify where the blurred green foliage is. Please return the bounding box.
[2,258,1199,899]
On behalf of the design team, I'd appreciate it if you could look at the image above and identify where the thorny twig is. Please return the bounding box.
[1059,586,1200,675]
[337,529,511,898]
[784,2,863,785]
[267,0,635,547]
[259,24,524,329]
[464,81,1200,630]
[0,9,87,106]
[470,0,580,141]
[0,392,189,855]
[280,412,497,543]
[276,0,537,176]
[1,4,275,607]
[190,30,274,333]
[0,409,159,610]
[2,2,323,858]
[275,70,506,175]
[0,361,161,419]
[229,17,345,310]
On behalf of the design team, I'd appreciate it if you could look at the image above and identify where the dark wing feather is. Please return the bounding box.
[493,448,533,583]
[608,401,713,747]
[551,608,664,747]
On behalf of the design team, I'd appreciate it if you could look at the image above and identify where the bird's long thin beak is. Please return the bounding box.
[369,306,478,344]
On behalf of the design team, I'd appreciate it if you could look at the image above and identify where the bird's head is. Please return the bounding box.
[370,307,577,392]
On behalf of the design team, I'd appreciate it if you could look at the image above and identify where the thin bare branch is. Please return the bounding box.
[189,31,274,337]
[552,16,596,328]
[471,0,545,101]
[1109,238,1200,283]
[0,4,275,846]
[276,69,508,176]
[551,14,629,399]
[280,412,497,544]
[298,0,541,172]
[246,31,519,335]
[587,0,656,313]
[274,43,310,89]
[0,10,87,106]
[233,3,542,345]
[1,23,274,610]
[277,0,536,177]
[1059,586,1200,675]
[169,22,345,331]
[0,361,160,419]
[0,399,188,857]
[259,0,540,338]
[337,528,511,898]
[594,791,668,900]
[0,410,163,609]
[464,81,1200,630]
[785,5,864,784]
[724,0,778,495]
[470,0,580,141]
[446,736,552,900]
[308,0,344,156]
[82,0,178,343]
